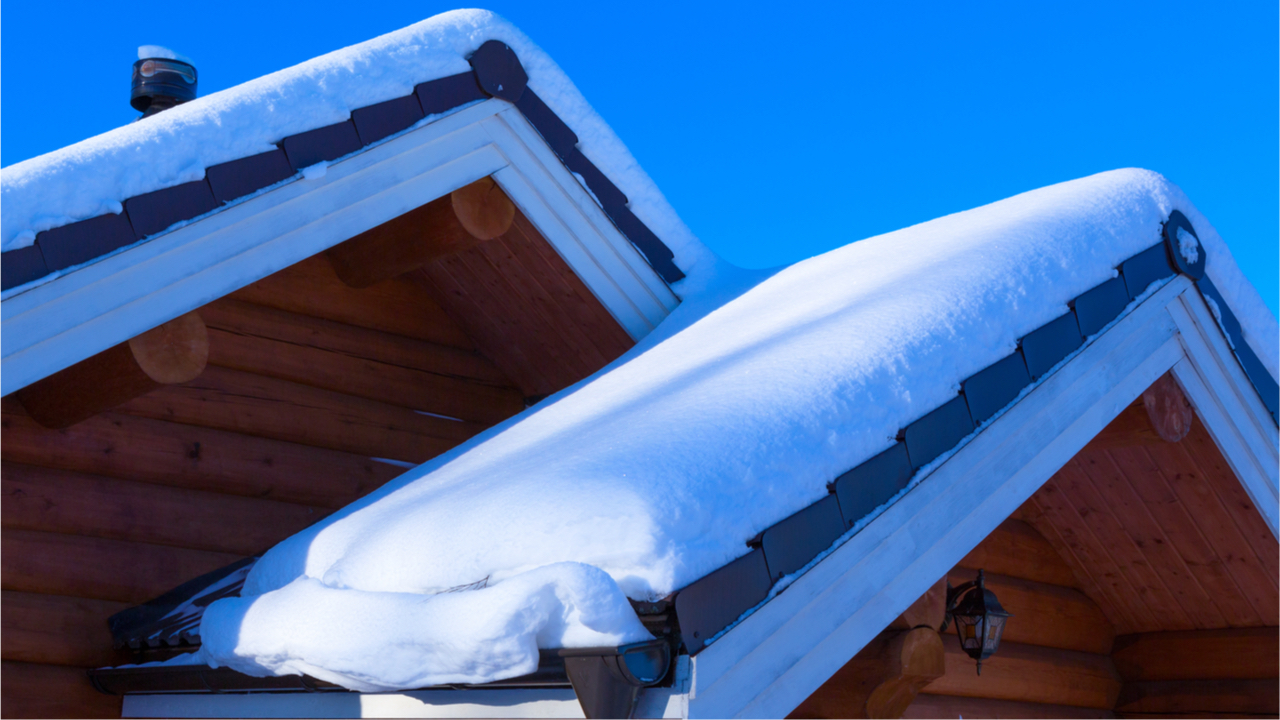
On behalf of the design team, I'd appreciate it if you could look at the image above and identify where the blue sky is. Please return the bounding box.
[3,1,1276,317]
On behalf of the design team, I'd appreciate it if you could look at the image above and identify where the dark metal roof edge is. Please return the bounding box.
[89,652,571,695]
[2,42,684,291]
[89,640,675,699]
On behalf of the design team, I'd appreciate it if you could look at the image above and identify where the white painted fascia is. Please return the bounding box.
[120,664,693,719]
[684,277,1218,718]
[1169,288,1280,535]
[1,99,679,396]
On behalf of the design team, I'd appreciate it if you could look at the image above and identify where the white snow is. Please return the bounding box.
[137,45,195,65]
[199,564,650,692]
[1177,225,1200,265]
[189,168,1277,691]
[1,9,715,285]
[299,161,329,181]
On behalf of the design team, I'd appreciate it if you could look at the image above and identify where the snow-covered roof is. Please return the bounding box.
[184,167,1276,690]
[0,9,714,291]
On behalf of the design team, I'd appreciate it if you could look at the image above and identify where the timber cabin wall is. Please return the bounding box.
[1,205,637,718]
[903,516,1123,718]
[797,389,1279,720]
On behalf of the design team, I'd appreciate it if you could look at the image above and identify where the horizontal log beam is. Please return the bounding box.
[327,177,516,288]
[2,462,326,556]
[1112,627,1280,681]
[904,693,1116,718]
[923,636,1122,710]
[1,591,131,668]
[203,322,523,424]
[1,660,122,719]
[1,529,242,605]
[1,399,400,508]
[957,518,1080,588]
[1116,678,1279,716]
[201,298,510,385]
[14,312,207,429]
[946,570,1115,655]
[116,366,484,464]
[229,255,474,349]
[791,628,945,719]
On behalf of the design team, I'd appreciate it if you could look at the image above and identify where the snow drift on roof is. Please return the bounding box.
[0,9,715,283]
[189,169,1277,690]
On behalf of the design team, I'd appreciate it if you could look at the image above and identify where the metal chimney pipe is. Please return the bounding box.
[131,54,197,119]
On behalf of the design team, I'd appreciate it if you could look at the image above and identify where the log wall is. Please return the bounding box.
[900,518,1123,718]
[0,240,602,717]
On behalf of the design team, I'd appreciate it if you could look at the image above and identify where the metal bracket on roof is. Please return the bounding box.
[557,639,672,719]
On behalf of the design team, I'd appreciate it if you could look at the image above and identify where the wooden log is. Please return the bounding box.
[1086,400,1169,450]
[229,254,474,349]
[903,693,1116,718]
[957,518,1080,588]
[419,254,559,396]
[327,177,516,288]
[890,577,947,631]
[923,636,1122,710]
[1,399,400,509]
[946,570,1115,655]
[116,366,483,463]
[1,591,132,668]
[1111,628,1279,682]
[14,312,207,429]
[203,322,523,423]
[1,529,243,605]
[1115,679,1279,716]
[200,298,511,384]
[2,463,326,556]
[1,660,122,719]
[1142,372,1193,443]
[790,628,945,719]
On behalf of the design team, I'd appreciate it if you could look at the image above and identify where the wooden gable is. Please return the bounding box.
[0,177,638,719]
[793,373,1279,719]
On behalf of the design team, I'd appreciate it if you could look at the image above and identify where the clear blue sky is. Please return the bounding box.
[3,1,1276,317]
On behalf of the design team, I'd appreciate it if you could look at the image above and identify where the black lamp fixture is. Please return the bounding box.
[939,569,1011,675]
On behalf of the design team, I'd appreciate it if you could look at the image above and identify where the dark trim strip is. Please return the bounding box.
[2,42,684,290]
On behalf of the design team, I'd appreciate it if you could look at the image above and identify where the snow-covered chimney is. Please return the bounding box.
[131,45,197,119]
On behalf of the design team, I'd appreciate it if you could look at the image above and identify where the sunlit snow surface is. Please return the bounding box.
[191,167,1276,690]
[10,8,1273,694]
[0,9,717,288]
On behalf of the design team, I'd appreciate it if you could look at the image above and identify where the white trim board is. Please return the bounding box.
[1,99,679,396]
[1169,288,1280,536]
[682,276,1276,718]
[123,689,585,719]
[122,682,692,719]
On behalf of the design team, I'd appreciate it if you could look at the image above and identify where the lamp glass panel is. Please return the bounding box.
[955,614,984,652]
[982,614,1008,654]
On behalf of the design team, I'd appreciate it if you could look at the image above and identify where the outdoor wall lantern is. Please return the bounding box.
[939,569,1011,675]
